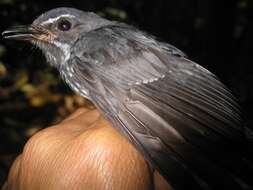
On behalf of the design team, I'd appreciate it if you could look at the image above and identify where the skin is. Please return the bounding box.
[2,108,172,190]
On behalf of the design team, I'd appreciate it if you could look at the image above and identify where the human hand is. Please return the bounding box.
[3,108,171,190]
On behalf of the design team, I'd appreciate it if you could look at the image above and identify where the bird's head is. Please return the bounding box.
[2,7,111,68]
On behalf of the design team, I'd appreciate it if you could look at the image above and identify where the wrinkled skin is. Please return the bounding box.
[2,109,171,190]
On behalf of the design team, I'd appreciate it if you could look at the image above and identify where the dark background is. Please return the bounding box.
[0,0,252,186]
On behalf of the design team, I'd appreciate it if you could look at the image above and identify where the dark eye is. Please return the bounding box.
[57,19,72,31]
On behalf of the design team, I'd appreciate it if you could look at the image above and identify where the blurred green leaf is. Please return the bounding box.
[0,0,14,5]
[14,71,29,89]
[21,84,38,96]
[30,96,46,107]
[0,62,7,77]
[238,0,248,9]
[105,7,127,19]
[0,45,6,58]
[194,17,205,30]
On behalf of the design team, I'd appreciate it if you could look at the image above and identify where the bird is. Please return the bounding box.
[2,7,253,190]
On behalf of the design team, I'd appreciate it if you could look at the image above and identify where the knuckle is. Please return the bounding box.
[22,127,57,157]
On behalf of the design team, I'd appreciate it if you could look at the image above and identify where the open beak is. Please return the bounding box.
[2,25,38,41]
[2,25,54,42]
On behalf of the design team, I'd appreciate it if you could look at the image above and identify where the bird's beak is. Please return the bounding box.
[2,25,55,42]
[2,25,37,41]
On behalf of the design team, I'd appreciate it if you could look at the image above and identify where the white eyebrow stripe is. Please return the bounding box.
[41,14,75,25]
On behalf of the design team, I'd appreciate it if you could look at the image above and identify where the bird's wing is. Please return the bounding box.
[70,25,253,190]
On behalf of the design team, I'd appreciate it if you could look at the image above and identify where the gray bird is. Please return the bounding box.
[2,7,253,190]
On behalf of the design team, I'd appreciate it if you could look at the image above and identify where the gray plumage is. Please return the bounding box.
[3,7,253,190]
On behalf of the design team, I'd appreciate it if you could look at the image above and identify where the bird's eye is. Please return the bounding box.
[57,19,72,31]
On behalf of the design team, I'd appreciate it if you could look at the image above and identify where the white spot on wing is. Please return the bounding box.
[66,65,73,77]
[129,75,165,86]
[61,70,89,99]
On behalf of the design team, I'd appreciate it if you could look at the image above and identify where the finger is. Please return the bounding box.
[4,155,22,190]
[10,115,152,190]
[154,171,173,190]
[72,109,101,125]
[63,120,153,190]
[57,109,102,132]
[61,108,90,122]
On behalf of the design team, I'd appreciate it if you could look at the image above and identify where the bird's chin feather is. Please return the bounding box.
[45,52,57,66]
[31,40,62,68]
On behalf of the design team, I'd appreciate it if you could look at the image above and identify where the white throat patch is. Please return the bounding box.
[53,41,71,63]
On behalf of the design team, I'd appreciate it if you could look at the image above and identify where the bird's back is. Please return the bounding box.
[65,23,253,190]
